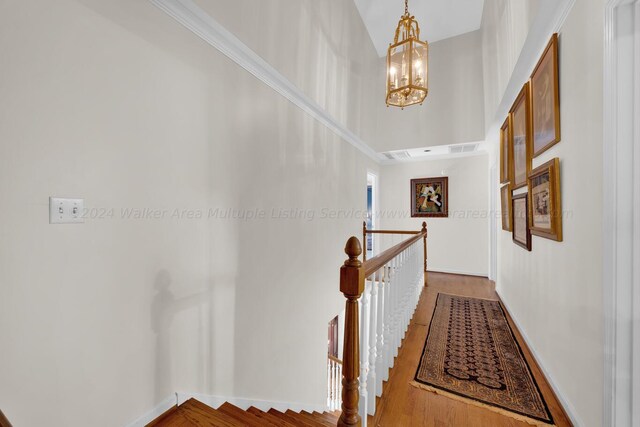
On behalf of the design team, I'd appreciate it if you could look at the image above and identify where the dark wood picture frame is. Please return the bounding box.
[500,116,513,184]
[509,83,533,190]
[512,192,532,251]
[531,34,561,157]
[528,158,563,241]
[501,184,512,231]
[410,177,449,218]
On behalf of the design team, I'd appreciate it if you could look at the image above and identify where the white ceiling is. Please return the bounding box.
[354,0,486,57]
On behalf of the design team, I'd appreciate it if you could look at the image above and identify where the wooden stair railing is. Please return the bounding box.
[338,223,427,427]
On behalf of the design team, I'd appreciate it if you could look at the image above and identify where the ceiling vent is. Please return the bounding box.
[382,150,411,160]
[449,144,479,154]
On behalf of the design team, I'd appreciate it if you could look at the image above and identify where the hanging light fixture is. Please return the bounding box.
[386,0,429,109]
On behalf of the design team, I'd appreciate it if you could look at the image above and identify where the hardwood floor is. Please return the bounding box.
[368,272,572,427]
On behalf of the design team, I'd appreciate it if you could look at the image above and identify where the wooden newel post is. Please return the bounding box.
[338,237,364,427]
[422,222,428,284]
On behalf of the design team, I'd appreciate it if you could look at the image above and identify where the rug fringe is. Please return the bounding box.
[409,381,555,426]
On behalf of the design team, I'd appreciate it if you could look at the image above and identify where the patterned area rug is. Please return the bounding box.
[412,293,554,425]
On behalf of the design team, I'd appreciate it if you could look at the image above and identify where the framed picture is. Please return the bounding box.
[510,83,532,189]
[411,177,448,218]
[531,34,561,157]
[528,158,563,241]
[501,184,512,231]
[500,117,512,184]
[512,192,531,251]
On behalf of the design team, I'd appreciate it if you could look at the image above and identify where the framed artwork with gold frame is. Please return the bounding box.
[530,34,561,157]
[500,117,512,184]
[510,83,532,190]
[411,177,448,218]
[528,158,562,241]
[501,184,512,231]
[512,192,531,251]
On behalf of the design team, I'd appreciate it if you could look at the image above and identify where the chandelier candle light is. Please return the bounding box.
[386,0,429,108]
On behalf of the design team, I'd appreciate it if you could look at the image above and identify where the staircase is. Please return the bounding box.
[148,398,340,426]
[148,223,428,427]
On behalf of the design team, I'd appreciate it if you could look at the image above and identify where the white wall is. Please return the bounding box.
[492,0,605,425]
[191,0,381,149]
[379,155,489,276]
[0,0,378,425]
[481,0,540,131]
[371,30,486,153]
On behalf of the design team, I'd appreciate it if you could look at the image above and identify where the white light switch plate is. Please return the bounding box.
[49,197,84,224]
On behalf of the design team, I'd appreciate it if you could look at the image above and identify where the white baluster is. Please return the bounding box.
[335,359,340,411]
[405,249,411,332]
[359,282,371,424]
[393,256,402,364]
[338,361,342,410]
[383,261,393,373]
[327,358,331,408]
[376,268,385,396]
[368,271,378,415]
[389,256,398,366]
[401,250,407,340]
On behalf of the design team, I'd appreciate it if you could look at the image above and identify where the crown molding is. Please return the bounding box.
[150,0,383,163]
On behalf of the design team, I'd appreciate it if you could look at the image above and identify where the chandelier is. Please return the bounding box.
[386,0,429,108]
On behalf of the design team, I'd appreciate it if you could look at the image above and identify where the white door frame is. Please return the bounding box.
[603,1,640,426]
[633,3,640,422]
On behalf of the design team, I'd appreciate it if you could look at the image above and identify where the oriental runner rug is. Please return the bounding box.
[411,293,554,425]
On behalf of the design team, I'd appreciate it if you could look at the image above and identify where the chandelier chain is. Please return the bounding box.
[405,0,408,15]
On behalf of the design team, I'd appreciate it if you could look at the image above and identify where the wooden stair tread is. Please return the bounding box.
[268,409,318,427]
[146,399,340,427]
[217,402,278,427]
[299,411,334,427]
[180,399,244,427]
[146,406,194,427]
[284,410,327,427]
[246,407,296,427]
[312,411,339,424]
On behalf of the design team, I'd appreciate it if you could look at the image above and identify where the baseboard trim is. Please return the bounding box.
[125,395,177,427]
[496,289,584,427]
[176,392,329,414]
[427,268,488,278]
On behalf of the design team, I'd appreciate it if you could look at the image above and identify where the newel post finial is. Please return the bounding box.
[344,236,362,268]
[422,221,427,233]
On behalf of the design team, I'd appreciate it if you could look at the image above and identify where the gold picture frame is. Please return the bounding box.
[410,177,449,218]
[512,192,532,251]
[531,34,561,158]
[510,83,532,190]
[501,184,512,231]
[500,117,513,184]
[528,158,563,241]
